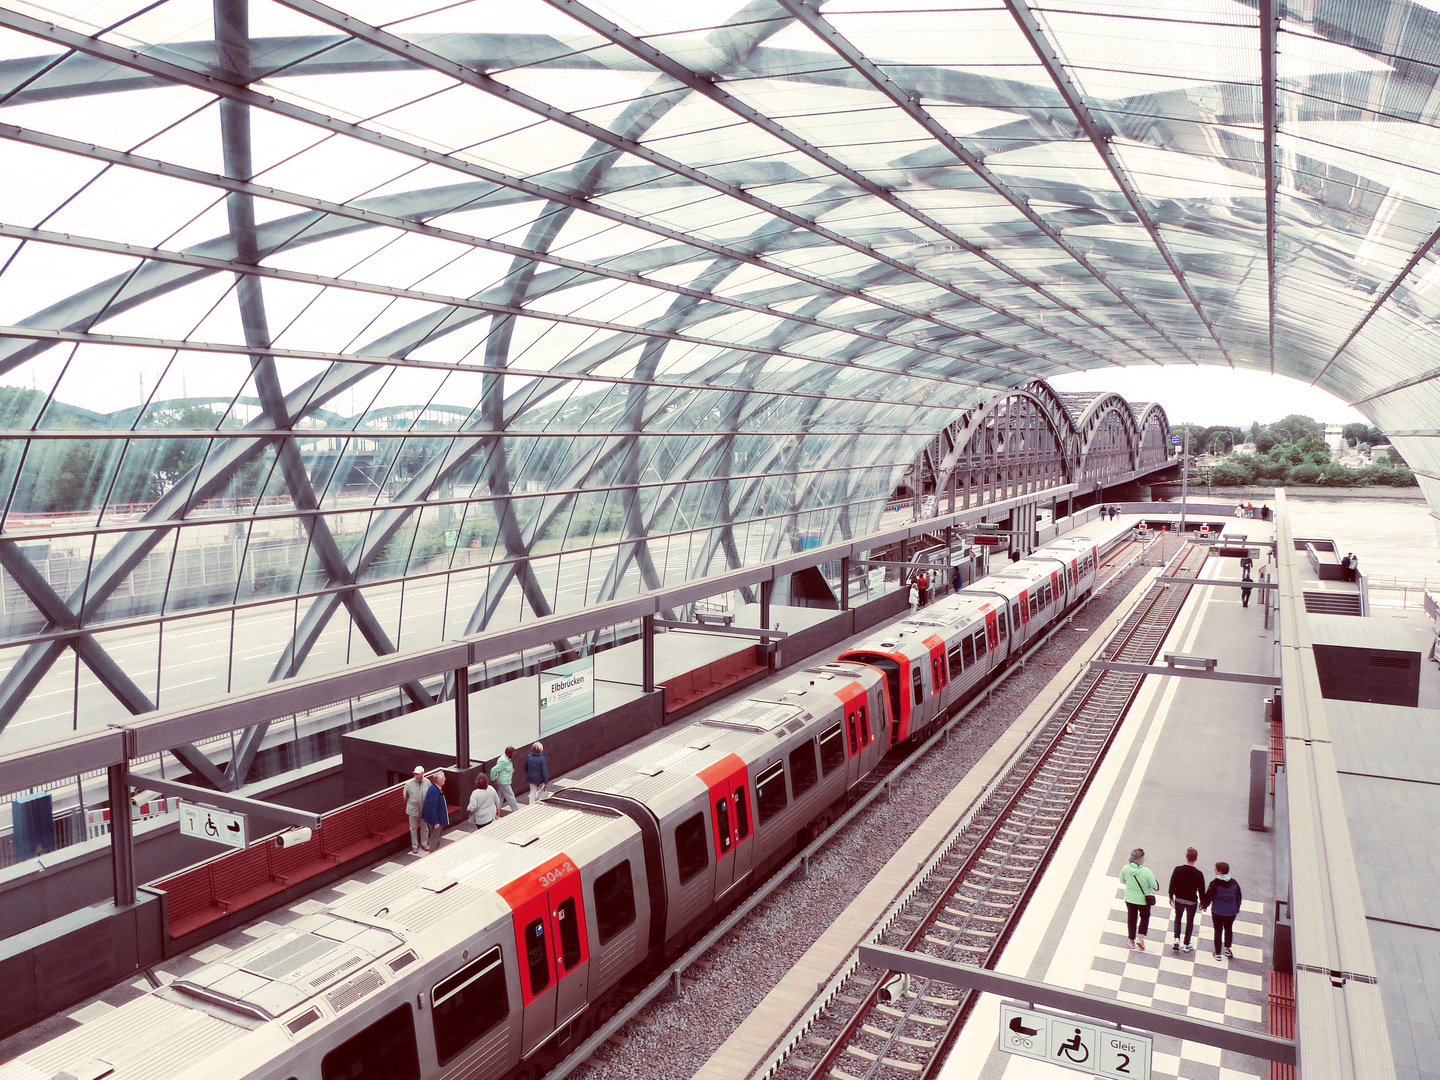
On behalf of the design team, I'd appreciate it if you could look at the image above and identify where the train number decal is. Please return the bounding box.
[538,861,576,889]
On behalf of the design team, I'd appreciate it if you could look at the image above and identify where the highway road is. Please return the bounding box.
[0,522,788,747]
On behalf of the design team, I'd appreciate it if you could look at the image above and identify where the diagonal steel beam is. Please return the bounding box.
[1000,0,1234,367]
[542,0,1142,371]
[0,6,1105,378]
[271,0,1121,375]
[776,0,1191,365]
[0,221,1033,394]
[0,122,1098,380]
[1261,0,1278,375]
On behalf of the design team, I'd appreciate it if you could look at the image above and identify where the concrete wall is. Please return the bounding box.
[0,760,343,941]
[0,892,164,1041]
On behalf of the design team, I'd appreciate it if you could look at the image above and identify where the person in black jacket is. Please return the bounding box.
[1167,847,1206,953]
[1202,861,1244,960]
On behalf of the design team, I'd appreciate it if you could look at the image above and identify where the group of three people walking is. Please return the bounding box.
[1119,847,1243,961]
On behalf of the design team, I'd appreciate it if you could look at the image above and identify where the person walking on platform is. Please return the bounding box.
[1119,848,1159,950]
[1240,564,1254,609]
[420,771,449,852]
[491,747,520,815]
[403,766,430,854]
[467,774,501,830]
[916,570,930,607]
[1099,505,1107,521]
[1202,861,1243,960]
[952,564,962,593]
[525,741,550,804]
[908,580,919,614]
[1168,847,1206,953]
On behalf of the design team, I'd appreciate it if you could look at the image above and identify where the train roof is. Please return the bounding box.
[0,990,253,1080]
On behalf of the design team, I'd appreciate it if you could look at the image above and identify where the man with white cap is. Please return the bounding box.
[402,766,430,854]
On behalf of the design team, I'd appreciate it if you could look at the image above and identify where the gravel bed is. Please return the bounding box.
[575,540,1179,1080]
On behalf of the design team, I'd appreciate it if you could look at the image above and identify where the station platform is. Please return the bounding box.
[944,519,1279,1080]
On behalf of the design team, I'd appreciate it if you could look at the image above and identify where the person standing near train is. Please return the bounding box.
[525,741,550,804]
[1119,848,1159,950]
[491,746,520,815]
[467,774,501,830]
[420,771,449,852]
[403,766,430,854]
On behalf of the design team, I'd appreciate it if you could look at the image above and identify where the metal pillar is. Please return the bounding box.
[642,614,655,694]
[1179,427,1190,535]
[108,763,135,908]
[760,578,772,632]
[454,665,471,769]
[840,556,850,610]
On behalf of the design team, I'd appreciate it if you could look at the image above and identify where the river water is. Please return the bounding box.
[1164,495,1440,584]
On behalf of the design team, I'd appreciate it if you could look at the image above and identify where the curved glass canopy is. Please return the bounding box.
[0,0,1436,741]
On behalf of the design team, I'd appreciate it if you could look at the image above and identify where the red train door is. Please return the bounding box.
[500,853,590,1055]
[984,607,999,653]
[698,754,751,898]
[1050,570,1061,609]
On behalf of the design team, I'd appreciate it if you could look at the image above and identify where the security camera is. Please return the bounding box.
[275,828,313,849]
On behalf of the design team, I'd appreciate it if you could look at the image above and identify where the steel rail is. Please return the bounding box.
[793,541,1206,1080]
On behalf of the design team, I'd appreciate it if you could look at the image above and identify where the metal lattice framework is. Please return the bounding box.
[2,0,1440,779]
[912,383,1170,505]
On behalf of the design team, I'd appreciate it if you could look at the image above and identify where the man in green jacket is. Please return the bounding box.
[1119,847,1159,950]
[490,747,519,815]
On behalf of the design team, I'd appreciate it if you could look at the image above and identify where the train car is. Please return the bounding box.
[6,800,646,1080]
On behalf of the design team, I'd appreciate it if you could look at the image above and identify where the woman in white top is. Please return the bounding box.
[467,775,502,829]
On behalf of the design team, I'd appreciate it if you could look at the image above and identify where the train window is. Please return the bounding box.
[594,862,636,945]
[819,724,846,775]
[431,947,508,1067]
[755,762,787,823]
[557,897,583,970]
[734,785,751,839]
[1011,602,1021,628]
[524,918,550,995]
[911,666,923,706]
[715,795,732,853]
[790,742,819,798]
[859,704,872,745]
[932,657,944,692]
[948,643,964,680]
[675,813,710,884]
[321,1005,420,1080]
[973,630,987,656]
[846,710,859,753]
[961,636,975,668]
[999,610,1008,638]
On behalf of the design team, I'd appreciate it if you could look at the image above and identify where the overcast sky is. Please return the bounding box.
[1049,366,1370,430]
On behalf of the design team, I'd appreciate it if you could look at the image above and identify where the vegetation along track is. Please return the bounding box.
[787,540,1209,1080]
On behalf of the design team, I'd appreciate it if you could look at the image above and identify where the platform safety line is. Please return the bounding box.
[748,566,1176,1080]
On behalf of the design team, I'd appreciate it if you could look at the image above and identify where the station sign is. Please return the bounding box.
[1169,435,1182,446]
[999,1002,1151,1079]
[180,802,249,849]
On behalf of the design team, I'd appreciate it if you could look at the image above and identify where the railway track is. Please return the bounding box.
[782,540,1208,1080]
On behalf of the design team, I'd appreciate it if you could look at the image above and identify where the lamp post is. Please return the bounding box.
[1179,426,1190,536]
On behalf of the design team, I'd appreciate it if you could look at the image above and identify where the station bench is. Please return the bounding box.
[150,778,461,943]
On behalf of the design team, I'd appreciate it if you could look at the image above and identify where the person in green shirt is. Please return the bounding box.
[490,747,519,815]
[1119,847,1160,950]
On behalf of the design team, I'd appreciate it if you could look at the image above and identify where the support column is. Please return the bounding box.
[108,763,135,908]
[642,614,655,694]
[840,556,850,611]
[453,666,470,769]
[760,579,775,670]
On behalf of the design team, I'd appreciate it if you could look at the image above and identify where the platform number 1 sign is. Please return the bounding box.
[998,1002,1151,1080]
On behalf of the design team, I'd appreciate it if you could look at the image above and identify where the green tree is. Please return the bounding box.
[1249,421,1261,443]
[1254,432,1276,453]
[1269,414,1322,444]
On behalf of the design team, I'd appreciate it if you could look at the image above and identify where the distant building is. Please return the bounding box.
[1324,423,1346,454]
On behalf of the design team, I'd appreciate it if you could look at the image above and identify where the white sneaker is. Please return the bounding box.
[1182,943,1195,953]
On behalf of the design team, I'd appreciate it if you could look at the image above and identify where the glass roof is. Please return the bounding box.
[0,0,1437,743]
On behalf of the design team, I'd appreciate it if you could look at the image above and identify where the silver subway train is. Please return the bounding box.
[0,536,1101,1080]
